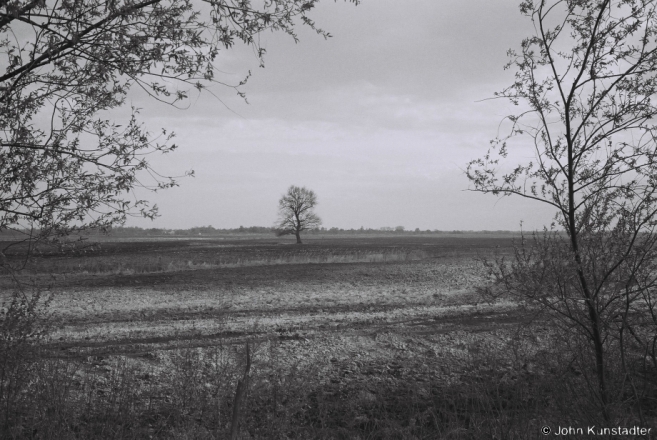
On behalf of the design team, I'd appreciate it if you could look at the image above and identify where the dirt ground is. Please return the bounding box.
[4,234,571,439]
[5,235,526,362]
[4,234,651,439]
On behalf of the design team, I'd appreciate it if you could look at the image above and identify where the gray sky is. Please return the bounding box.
[126,0,558,231]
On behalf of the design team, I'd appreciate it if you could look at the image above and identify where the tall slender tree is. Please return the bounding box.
[467,0,657,421]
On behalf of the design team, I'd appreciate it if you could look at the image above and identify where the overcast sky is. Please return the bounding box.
[125,0,558,231]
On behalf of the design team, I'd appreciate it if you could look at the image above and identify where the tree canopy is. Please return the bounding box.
[467,0,657,421]
[275,185,321,244]
[0,0,355,251]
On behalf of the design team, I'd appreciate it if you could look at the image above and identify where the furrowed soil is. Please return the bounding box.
[3,235,524,359]
[2,234,560,438]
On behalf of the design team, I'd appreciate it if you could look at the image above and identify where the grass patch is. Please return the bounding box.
[15,248,429,277]
[2,328,652,439]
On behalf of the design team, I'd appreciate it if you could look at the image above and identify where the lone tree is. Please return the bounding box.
[467,0,657,422]
[275,185,321,244]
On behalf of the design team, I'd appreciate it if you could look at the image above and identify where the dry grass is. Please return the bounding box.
[17,247,429,277]
[3,328,642,440]
[1,236,653,438]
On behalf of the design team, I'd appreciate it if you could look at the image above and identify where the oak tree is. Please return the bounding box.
[275,185,321,244]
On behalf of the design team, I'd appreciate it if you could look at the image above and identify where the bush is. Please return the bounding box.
[0,286,52,436]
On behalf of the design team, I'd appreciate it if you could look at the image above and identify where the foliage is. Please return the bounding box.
[0,286,51,433]
[0,0,356,249]
[0,332,574,440]
[0,1,356,434]
[467,0,657,422]
[275,185,322,244]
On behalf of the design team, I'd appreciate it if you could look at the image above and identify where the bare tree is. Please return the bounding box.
[467,0,657,422]
[275,185,321,244]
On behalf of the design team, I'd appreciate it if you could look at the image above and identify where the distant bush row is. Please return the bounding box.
[102,226,520,237]
[0,226,520,241]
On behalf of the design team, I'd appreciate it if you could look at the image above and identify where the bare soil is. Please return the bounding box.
[2,236,519,358]
[4,235,570,439]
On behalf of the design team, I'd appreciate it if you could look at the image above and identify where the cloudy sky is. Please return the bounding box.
[126,0,558,231]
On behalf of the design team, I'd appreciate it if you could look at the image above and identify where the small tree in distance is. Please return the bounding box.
[275,186,322,244]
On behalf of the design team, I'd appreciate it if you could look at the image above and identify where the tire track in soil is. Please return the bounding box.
[43,305,531,360]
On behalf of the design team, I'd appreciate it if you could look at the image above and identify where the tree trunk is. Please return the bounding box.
[295,230,302,244]
[565,129,609,421]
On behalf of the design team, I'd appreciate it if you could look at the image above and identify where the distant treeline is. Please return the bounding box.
[105,226,519,237]
[0,226,521,239]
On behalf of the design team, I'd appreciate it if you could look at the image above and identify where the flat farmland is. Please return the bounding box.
[9,235,522,356]
[1,234,558,439]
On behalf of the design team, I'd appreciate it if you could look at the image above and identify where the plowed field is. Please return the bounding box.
[2,235,525,361]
